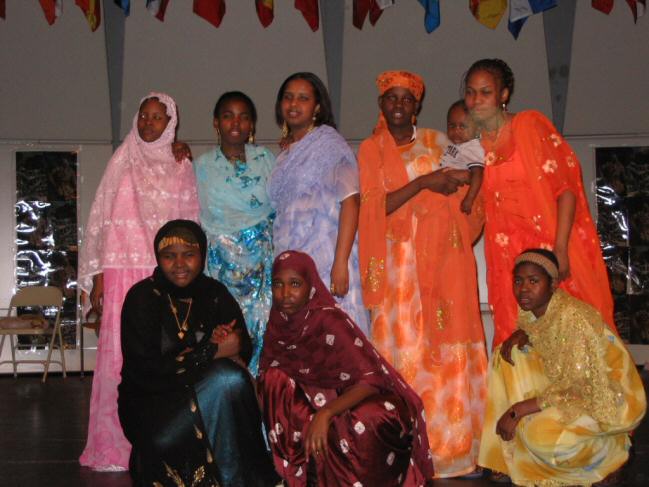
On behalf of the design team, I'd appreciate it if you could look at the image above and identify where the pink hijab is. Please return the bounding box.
[79,92,199,295]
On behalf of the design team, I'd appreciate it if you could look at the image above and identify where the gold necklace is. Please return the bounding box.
[167,294,193,340]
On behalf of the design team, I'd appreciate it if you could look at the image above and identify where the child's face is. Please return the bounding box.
[446,105,476,145]
[137,99,170,143]
[271,268,311,316]
[513,263,555,318]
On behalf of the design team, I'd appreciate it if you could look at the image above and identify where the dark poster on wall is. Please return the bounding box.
[596,146,649,344]
[15,151,78,347]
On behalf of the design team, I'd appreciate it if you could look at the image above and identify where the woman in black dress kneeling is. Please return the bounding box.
[118,219,278,487]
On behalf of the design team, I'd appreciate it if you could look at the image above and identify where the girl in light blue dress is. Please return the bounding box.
[268,73,370,335]
[194,91,275,373]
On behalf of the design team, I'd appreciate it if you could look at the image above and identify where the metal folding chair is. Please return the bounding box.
[0,286,67,382]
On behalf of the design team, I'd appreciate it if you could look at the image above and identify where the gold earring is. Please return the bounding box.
[501,102,507,112]
[281,121,289,139]
[248,126,255,144]
[411,114,417,125]
[215,127,221,145]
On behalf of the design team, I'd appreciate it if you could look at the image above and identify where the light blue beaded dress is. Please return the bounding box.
[268,125,370,335]
[194,144,275,374]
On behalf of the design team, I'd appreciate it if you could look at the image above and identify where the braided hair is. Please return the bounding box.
[464,58,515,105]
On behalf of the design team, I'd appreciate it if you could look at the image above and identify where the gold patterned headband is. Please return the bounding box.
[514,252,559,280]
[157,236,199,252]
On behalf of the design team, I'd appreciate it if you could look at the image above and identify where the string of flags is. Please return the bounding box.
[0,1,645,36]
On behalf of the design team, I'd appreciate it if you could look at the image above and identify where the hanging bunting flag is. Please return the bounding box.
[76,0,101,31]
[147,0,170,21]
[114,0,130,15]
[39,0,62,25]
[194,0,226,28]
[353,0,392,30]
[592,0,614,14]
[418,0,441,33]
[508,0,557,39]
[626,0,646,22]
[470,0,507,29]
[256,0,274,27]
[295,0,319,31]
[0,0,5,20]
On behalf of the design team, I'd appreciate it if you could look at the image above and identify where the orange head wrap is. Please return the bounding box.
[376,71,425,101]
[375,71,425,133]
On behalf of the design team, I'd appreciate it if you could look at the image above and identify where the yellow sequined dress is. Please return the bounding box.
[478,289,646,486]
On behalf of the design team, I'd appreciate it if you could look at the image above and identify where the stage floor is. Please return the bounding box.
[1,370,648,487]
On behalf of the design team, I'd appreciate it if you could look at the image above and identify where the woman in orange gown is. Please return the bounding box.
[463,58,615,347]
[358,71,489,478]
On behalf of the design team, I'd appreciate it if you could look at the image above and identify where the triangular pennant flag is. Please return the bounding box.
[508,0,557,39]
[626,0,646,22]
[0,0,5,20]
[592,0,614,14]
[39,0,62,25]
[76,0,101,31]
[256,0,274,27]
[470,0,507,29]
[114,0,130,15]
[295,0,319,31]
[369,0,391,26]
[353,0,372,29]
[354,0,389,29]
[194,0,226,28]
[418,0,441,33]
[147,0,170,21]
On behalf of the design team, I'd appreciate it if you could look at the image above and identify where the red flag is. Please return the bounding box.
[194,0,226,28]
[626,0,646,21]
[39,0,62,25]
[353,0,385,29]
[592,0,614,14]
[147,0,170,21]
[256,0,274,27]
[295,0,319,31]
[76,0,101,31]
[0,1,5,20]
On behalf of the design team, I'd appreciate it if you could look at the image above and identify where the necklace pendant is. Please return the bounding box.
[177,331,185,340]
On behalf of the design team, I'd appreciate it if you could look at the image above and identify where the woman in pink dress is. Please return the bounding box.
[78,92,199,471]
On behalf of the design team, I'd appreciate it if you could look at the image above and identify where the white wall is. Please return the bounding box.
[1,1,648,368]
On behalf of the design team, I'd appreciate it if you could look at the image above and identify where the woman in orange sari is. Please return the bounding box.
[358,71,489,478]
[463,58,615,347]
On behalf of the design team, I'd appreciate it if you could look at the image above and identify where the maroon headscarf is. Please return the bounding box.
[259,250,435,478]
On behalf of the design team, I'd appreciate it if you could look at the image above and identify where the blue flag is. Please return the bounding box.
[418,0,440,33]
[114,0,130,15]
[508,0,557,39]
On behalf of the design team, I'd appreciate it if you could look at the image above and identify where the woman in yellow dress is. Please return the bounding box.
[479,248,646,486]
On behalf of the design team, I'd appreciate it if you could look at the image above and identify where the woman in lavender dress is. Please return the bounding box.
[268,72,369,334]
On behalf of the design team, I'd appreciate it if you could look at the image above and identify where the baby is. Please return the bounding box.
[440,100,484,214]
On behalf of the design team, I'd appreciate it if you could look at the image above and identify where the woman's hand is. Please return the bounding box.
[211,320,241,359]
[89,273,104,316]
[305,408,333,460]
[172,141,192,163]
[418,171,462,196]
[500,329,530,366]
[496,398,541,441]
[330,259,349,297]
[554,245,570,281]
[210,320,236,344]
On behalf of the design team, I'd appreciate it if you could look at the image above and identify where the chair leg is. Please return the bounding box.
[43,327,57,383]
[58,323,67,379]
[9,334,18,378]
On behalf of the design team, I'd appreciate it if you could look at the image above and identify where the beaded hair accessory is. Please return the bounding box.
[514,252,559,281]
[157,236,200,252]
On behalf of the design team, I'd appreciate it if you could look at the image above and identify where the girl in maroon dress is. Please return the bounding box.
[258,250,434,486]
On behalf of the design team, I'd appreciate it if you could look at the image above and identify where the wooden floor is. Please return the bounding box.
[1,371,648,487]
